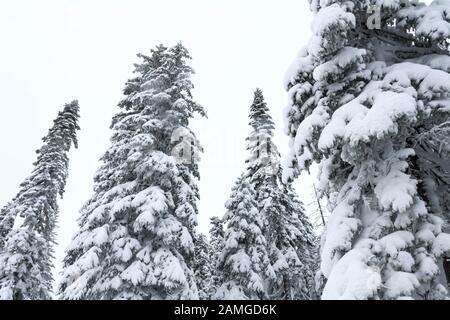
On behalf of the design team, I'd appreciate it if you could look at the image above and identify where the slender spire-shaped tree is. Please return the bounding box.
[58,44,206,300]
[249,89,274,134]
[217,90,316,300]
[284,0,450,299]
[0,101,80,300]
[192,233,213,300]
[246,89,279,187]
[247,90,316,300]
[209,216,224,297]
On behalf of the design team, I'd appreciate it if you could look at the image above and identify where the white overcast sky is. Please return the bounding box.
[0,0,316,285]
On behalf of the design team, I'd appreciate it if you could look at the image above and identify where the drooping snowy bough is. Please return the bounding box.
[59,44,206,300]
[284,0,450,299]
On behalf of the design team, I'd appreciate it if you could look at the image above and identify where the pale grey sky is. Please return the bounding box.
[0,0,316,287]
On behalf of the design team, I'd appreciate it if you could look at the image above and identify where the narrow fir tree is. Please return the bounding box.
[0,101,80,300]
[217,90,316,300]
[246,89,316,300]
[215,176,273,300]
[59,44,206,300]
[284,0,450,299]
[193,233,213,300]
[209,216,225,297]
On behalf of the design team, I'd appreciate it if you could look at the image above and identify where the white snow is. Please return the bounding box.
[322,247,381,300]
[384,272,419,299]
[321,200,360,277]
[378,231,414,256]
[345,91,417,145]
[374,162,418,214]
[432,233,450,256]
[121,261,145,286]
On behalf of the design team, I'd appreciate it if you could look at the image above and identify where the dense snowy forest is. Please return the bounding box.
[0,0,450,300]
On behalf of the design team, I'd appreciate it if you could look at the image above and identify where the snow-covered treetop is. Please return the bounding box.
[246,89,280,184]
[34,100,80,196]
[44,100,80,149]
[249,88,275,133]
[11,100,80,233]
[119,43,206,121]
[0,100,80,300]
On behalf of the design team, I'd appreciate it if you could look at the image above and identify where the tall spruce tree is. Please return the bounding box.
[209,216,225,297]
[217,90,316,300]
[0,101,80,300]
[58,44,206,300]
[247,89,316,300]
[284,0,450,299]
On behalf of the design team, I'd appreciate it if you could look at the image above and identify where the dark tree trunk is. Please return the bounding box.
[444,257,450,286]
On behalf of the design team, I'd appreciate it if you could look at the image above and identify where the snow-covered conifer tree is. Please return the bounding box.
[209,216,224,297]
[210,216,225,258]
[58,44,206,300]
[0,101,80,300]
[193,233,213,300]
[0,203,14,247]
[215,176,273,300]
[247,89,316,299]
[284,0,450,299]
[264,182,317,300]
[217,90,316,300]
